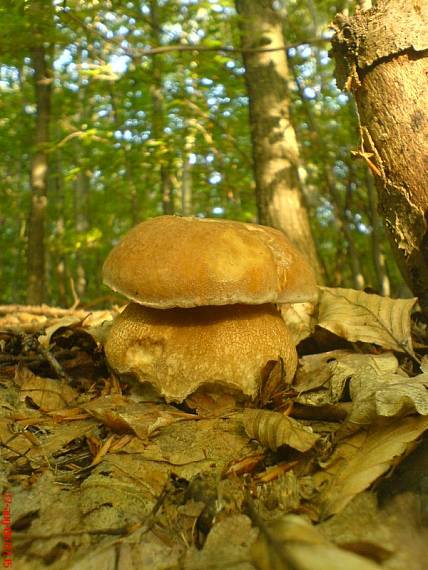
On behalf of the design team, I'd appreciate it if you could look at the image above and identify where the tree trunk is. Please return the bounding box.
[331,0,428,310]
[149,0,174,215]
[366,172,390,296]
[52,122,68,306]
[27,44,52,304]
[235,0,322,278]
[74,168,90,298]
[288,55,364,289]
[181,128,194,216]
[73,50,91,301]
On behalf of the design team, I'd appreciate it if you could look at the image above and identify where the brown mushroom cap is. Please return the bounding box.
[102,216,317,308]
[104,302,298,403]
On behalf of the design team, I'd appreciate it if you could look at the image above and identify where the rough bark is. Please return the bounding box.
[235,0,322,278]
[27,43,52,304]
[331,0,428,310]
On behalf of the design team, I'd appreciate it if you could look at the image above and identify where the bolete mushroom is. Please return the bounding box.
[105,303,298,402]
[103,216,317,403]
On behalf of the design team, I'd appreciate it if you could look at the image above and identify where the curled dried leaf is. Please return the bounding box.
[38,316,82,349]
[258,358,287,407]
[243,409,319,452]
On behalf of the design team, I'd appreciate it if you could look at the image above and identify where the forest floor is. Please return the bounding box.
[1,294,428,570]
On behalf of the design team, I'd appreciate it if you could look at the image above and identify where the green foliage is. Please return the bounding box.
[0,0,405,306]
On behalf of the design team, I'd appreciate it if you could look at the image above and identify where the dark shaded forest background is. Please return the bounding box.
[0,0,407,307]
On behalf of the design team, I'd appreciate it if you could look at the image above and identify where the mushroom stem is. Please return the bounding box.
[105,303,298,403]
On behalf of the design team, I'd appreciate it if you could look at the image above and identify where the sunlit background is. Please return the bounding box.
[0,0,404,306]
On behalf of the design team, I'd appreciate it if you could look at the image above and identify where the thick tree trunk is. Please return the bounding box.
[331,0,428,310]
[235,0,322,279]
[27,44,52,304]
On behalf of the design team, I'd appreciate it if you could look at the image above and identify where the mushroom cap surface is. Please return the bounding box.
[103,216,317,308]
[105,303,298,403]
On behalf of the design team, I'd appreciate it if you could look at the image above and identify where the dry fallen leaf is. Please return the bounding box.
[375,376,428,416]
[15,366,78,410]
[314,415,428,519]
[317,287,417,354]
[83,394,197,439]
[345,367,428,429]
[185,390,238,415]
[1,414,97,468]
[38,316,82,348]
[251,514,382,570]
[184,514,258,569]
[243,409,319,452]
[295,350,399,394]
[258,359,288,407]
[320,490,428,570]
[280,301,316,345]
[86,319,113,345]
[295,351,399,409]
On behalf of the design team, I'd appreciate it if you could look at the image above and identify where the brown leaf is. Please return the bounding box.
[83,395,197,439]
[185,391,238,415]
[15,366,78,410]
[295,351,399,411]
[317,287,416,354]
[295,350,399,394]
[344,368,428,430]
[251,514,382,570]
[315,415,428,519]
[258,359,287,407]
[185,514,258,570]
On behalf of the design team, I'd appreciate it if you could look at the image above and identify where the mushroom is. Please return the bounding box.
[103,216,317,403]
[105,303,298,403]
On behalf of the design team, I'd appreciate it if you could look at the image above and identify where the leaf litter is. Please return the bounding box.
[1,293,428,569]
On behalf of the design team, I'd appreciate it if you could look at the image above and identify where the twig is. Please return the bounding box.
[69,277,80,310]
[59,9,328,59]
[0,305,91,318]
[37,345,74,384]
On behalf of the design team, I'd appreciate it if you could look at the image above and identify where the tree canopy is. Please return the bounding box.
[0,0,405,306]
